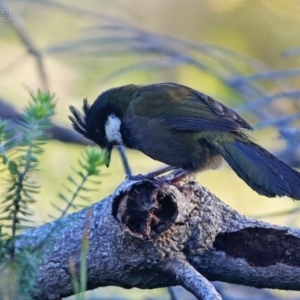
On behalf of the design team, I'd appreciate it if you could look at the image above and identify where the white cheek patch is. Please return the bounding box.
[105,114,124,145]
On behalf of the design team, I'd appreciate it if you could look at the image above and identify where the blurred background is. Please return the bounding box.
[1,0,300,299]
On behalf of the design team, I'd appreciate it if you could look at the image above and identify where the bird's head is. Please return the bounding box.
[69,94,116,167]
[69,89,127,167]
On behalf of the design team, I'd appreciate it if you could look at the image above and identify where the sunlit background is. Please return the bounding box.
[1,0,300,299]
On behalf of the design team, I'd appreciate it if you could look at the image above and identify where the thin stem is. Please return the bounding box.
[0,0,48,90]
[59,173,89,218]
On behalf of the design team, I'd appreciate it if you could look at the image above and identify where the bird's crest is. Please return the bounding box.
[69,99,90,138]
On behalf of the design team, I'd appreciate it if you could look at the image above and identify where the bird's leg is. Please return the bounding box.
[169,170,189,184]
[166,170,196,193]
[127,166,177,181]
[147,167,193,185]
[147,167,193,190]
[127,166,192,188]
[145,165,177,179]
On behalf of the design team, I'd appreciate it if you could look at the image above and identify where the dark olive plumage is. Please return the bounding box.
[69,83,300,199]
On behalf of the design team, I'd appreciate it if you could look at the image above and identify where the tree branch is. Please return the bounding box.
[16,176,300,299]
[0,0,48,90]
[162,258,222,300]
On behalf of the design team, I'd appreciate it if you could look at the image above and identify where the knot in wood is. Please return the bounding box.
[112,180,178,239]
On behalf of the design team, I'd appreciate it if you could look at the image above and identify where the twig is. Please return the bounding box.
[167,287,179,300]
[230,69,300,82]
[0,0,48,90]
[283,47,300,58]
[253,112,300,130]
[235,90,300,113]
[162,258,222,300]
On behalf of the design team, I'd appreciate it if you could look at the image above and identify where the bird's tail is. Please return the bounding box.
[208,138,300,199]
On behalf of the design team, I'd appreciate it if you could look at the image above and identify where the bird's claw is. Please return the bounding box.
[126,173,166,182]
[126,173,147,181]
[126,169,188,187]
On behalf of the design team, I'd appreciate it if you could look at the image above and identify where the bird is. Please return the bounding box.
[69,82,300,199]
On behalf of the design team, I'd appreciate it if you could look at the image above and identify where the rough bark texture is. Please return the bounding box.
[16,176,300,300]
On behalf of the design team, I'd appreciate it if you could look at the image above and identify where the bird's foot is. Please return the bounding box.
[168,171,189,184]
[126,166,177,181]
[145,165,177,179]
[126,173,147,181]
[164,170,197,194]
[126,166,190,188]
[126,168,193,194]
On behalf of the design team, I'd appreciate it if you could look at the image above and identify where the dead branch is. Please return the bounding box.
[16,176,300,300]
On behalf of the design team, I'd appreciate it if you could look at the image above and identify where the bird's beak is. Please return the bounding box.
[102,147,112,168]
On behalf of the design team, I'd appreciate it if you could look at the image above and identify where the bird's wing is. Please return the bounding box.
[161,92,252,132]
[130,83,252,133]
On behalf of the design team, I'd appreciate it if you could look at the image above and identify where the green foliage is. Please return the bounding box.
[0,91,106,299]
[70,210,91,300]
[0,90,56,250]
[0,90,55,299]
[54,146,106,218]
[0,249,39,300]
[49,145,106,299]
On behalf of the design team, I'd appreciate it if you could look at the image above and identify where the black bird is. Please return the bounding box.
[69,83,300,199]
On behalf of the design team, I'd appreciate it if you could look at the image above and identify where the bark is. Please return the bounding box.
[16,175,300,300]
